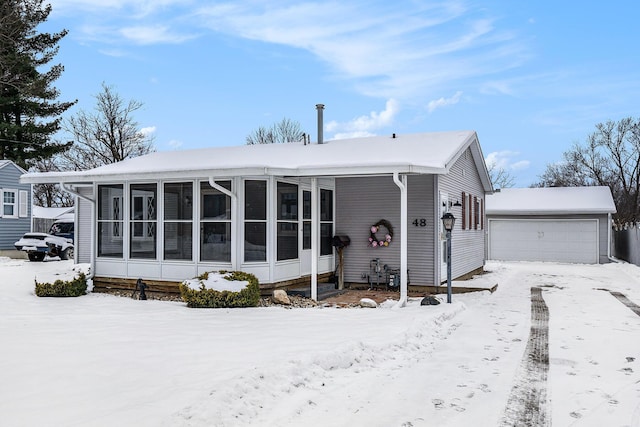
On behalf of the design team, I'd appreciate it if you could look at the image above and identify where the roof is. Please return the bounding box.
[486,186,617,215]
[32,206,74,220]
[0,159,27,174]
[20,131,492,191]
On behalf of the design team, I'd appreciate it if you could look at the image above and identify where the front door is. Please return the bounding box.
[300,188,312,275]
[439,192,449,282]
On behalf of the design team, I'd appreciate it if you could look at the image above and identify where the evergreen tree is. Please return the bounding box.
[0,0,75,169]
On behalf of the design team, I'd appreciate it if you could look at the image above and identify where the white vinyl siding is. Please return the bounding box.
[438,147,487,282]
[335,175,435,286]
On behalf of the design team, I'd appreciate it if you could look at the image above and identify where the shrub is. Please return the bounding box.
[179,271,260,308]
[35,272,88,297]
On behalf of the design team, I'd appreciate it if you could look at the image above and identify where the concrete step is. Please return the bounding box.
[288,282,342,300]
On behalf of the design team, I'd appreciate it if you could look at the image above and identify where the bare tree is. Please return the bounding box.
[31,157,74,207]
[534,117,640,224]
[487,162,516,189]
[60,83,155,170]
[246,117,305,145]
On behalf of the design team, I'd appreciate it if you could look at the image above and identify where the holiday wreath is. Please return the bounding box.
[368,219,393,247]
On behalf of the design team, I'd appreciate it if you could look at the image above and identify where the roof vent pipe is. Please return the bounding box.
[316,104,324,144]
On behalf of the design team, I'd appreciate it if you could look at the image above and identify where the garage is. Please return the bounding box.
[489,219,598,263]
[486,187,617,264]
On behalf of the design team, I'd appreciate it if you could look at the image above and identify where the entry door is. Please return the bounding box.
[300,189,312,275]
[439,192,449,281]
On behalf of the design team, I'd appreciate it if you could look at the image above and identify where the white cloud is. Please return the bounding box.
[51,1,530,99]
[139,126,156,136]
[325,99,399,138]
[166,139,183,149]
[195,1,528,100]
[427,91,463,113]
[119,25,196,45]
[485,150,530,171]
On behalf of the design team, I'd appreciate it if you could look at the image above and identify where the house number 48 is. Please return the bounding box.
[412,218,427,227]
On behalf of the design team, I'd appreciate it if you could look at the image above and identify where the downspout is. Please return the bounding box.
[393,172,408,307]
[607,212,619,263]
[60,183,96,280]
[209,178,238,270]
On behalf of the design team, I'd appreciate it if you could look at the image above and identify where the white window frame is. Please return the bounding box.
[1,189,18,218]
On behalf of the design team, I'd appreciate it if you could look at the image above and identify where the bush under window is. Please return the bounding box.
[35,272,88,297]
[179,270,260,308]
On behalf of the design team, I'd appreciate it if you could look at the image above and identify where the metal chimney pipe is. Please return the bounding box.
[316,104,324,144]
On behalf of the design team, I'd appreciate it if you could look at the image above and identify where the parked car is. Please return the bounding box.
[14,219,74,261]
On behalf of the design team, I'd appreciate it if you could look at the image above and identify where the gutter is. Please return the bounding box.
[60,183,96,281]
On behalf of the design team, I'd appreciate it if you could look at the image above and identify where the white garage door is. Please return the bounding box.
[489,219,599,264]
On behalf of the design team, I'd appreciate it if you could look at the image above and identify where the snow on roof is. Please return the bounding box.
[486,186,617,215]
[32,206,74,219]
[20,131,490,190]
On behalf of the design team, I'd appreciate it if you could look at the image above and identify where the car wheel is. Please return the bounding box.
[60,247,74,260]
[28,253,46,262]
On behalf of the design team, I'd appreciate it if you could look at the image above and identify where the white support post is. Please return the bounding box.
[311,178,318,301]
[209,178,238,270]
[393,173,408,307]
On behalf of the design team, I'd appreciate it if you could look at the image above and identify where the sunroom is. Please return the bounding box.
[88,175,336,291]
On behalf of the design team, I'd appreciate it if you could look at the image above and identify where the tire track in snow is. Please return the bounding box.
[606,290,640,317]
[500,287,549,427]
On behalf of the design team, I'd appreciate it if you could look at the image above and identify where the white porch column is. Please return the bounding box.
[311,177,318,301]
[209,178,238,270]
[393,173,408,307]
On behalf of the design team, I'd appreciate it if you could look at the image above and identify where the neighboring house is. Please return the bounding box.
[0,160,31,254]
[32,206,74,233]
[21,131,493,303]
[486,186,616,264]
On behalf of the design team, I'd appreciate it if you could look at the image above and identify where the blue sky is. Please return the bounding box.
[43,0,640,186]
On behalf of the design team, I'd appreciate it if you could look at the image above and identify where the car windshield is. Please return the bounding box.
[50,222,74,234]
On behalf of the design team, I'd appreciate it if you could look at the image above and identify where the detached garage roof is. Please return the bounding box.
[486,186,617,215]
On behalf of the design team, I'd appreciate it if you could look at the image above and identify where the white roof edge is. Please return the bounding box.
[487,209,616,216]
[21,165,450,184]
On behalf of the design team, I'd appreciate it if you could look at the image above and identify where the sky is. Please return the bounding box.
[40,0,640,187]
[2,258,640,425]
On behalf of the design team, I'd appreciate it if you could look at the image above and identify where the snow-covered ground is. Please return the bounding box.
[1,258,639,426]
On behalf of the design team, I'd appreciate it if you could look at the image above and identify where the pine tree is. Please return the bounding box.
[0,0,75,169]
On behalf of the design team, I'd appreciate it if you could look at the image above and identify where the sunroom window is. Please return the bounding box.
[164,182,193,261]
[200,181,231,262]
[320,189,333,256]
[130,184,157,259]
[97,184,123,257]
[277,182,298,261]
[244,180,267,262]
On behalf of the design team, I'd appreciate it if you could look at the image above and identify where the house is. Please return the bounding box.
[20,130,493,304]
[0,160,31,256]
[486,186,616,264]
